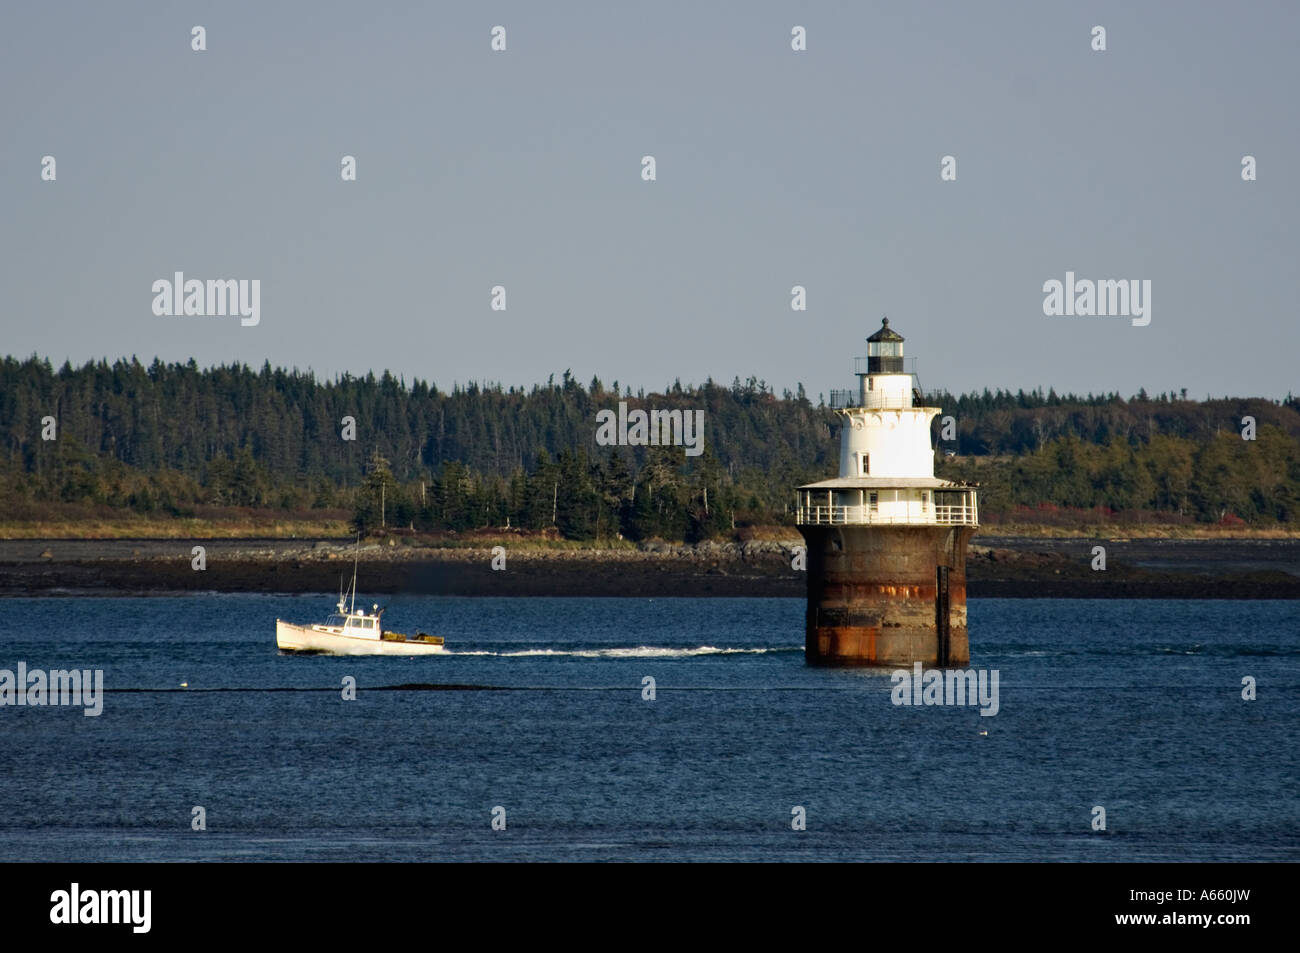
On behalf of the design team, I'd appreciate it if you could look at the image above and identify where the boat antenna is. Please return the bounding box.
[349,535,360,613]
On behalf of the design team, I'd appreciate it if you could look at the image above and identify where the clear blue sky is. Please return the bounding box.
[2,1,1296,399]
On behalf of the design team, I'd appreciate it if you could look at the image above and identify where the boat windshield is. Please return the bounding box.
[324,614,348,628]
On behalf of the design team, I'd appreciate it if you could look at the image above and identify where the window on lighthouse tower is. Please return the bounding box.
[861,454,869,475]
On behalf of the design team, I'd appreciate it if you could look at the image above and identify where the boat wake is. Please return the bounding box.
[448,645,798,659]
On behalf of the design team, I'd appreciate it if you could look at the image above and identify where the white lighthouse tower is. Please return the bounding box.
[796,318,979,667]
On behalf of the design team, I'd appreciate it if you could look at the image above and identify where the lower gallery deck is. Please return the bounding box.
[795,481,978,527]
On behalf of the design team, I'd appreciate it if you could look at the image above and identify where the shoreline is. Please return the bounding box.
[3,537,1298,599]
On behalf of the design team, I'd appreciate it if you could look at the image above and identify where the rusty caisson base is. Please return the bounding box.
[799,524,976,667]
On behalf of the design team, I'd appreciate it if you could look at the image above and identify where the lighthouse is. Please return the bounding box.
[796,318,979,667]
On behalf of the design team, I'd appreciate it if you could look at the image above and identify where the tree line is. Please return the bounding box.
[1,355,1297,536]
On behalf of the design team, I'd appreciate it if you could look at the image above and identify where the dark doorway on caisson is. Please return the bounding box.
[936,565,951,666]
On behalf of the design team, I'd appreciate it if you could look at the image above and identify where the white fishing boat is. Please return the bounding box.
[276,549,445,656]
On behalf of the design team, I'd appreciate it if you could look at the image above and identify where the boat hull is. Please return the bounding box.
[276,620,447,656]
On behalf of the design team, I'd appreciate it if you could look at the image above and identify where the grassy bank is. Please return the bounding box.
[3,515,1298,542]
[0,507,352,539]
[975,522,1300,539]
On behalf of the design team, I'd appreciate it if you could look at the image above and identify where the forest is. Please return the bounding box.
[1,355,1297,539]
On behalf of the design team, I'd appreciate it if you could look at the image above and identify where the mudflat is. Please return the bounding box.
[2,537,1297,598]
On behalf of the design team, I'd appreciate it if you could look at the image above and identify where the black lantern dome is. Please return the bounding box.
[866,317,904,374]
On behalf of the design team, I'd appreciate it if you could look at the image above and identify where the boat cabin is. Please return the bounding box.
[315,601,386,642]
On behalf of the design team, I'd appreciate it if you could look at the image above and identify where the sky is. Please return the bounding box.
[2,1,1297,401]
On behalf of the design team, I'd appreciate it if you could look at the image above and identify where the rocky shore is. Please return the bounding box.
[2,536,1298,598]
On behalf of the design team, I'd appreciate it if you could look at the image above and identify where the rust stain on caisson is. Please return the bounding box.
[800,524,976,667]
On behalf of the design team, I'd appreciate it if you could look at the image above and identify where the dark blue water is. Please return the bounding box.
[2,596,1296,861]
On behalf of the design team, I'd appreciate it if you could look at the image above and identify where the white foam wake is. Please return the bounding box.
[447,645,785,658]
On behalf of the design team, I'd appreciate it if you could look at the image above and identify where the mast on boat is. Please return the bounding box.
[349,537,360,613]
[336,536,359,614]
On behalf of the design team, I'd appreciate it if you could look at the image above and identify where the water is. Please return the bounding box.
[1,596,1296,861]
